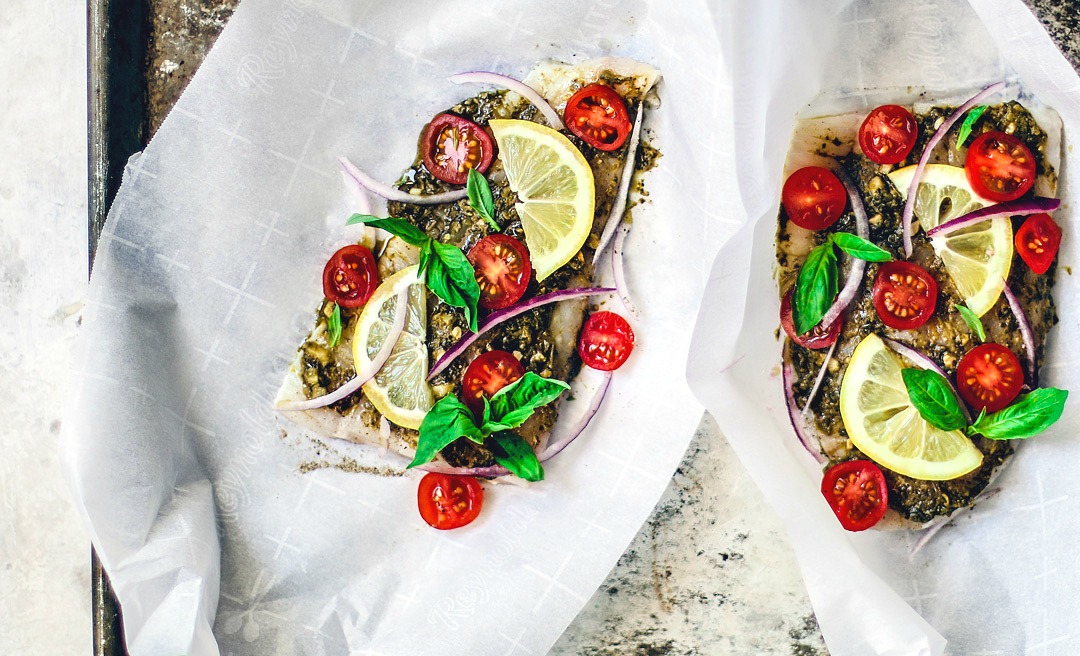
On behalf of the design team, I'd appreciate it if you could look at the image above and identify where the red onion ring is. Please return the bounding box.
[925,197,1060,238]
[427,287,615,379]
[338,157,467,205]
[340,169,373,215]
[594,101,645,263]
[612,223,639,319]
[902,82,1005,257]
[783,340,827,464]
[276,287,409,411]
[448,71,564,131]
[883,337,971,423]
[801,337,838,418]
[817,168,870,330]
[1001,280,1038,384]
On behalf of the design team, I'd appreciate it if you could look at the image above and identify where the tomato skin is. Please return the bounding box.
[956,343,1023,414]
[322,244,379,308]
[579,311,635,371]
[1015,213,1061,275]
[964,131,1036,202]
[858,105,918,165]
[467,234,533,310]
[781,167,847,231]
[821,460,888,532]
[871,261,938,330]
[462,350,525,419]
[780,288,841,349]
[417,473,484,530]
[421,113,494,185]
[563,83,632,152]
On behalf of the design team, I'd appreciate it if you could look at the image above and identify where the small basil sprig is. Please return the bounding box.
[968,388,1068,440]
[326,303,343,348]
[956,105,988,148]
[902,368,967,431]
[793,232,893,334]
[955,304,985,342]
[467,168,499,231]
[347,214,480,332]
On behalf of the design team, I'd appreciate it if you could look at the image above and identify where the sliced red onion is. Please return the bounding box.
[427,287,615,379]
[593,101,645,263]
[925,197,1060,238]
[801,337,838,418]
[783,340,826,464]
[902,82,1005,257]
[883,337,971,423]
[448,71,564,131]
[817,168,870,329]
[338,157,467,205]
[277,288,409,411]
[612,223,639,319]
[340,169,373,215]
[1002,280,1038,384]
[418,460,511,478]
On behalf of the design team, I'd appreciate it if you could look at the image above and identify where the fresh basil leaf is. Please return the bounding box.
[794,241,838,335]
[346,214,429,247]
[417,240,432,277]
[956,105,988,148]
[955,304,986,342]
[409,396,485,468]
[326,302,342,348]
[426,240,481,333]
[902,368,967,431]
[488,432,544,482]
[831,232,893,263]
[484,372,570,432]
[969,388,1068,440]
[467,168,499,231]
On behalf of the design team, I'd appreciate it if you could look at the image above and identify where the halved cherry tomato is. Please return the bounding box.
[781,166,847,231]
[467,234,532,310]
[858,104,918,165]
[579,311,635,371]
[563,83,631,151]
[421,113,494,185]
[964,131,1036,202]
[1015,213,1062,275]
[417,473,483,530]
[871,261,937,330]
[955,343,1023,414]
[780,288,841,349]
[461,350,525,419]
[821,460,888,532]
[322,244,379,308]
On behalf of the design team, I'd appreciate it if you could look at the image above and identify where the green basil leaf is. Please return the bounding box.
[426,240,481,333]
[417,240,432,277]
[345,214,429,247]
[956,105,988,148]
[831,232,893,263]
[484,372,570,432]
[793,241,839,335]
[409,396,485,468]
[326,302,343,348]
[955,304,986,342]
[970,388,1068,440]
[467,168,498,230]
[902,368,967,431]
[488,432,544,482]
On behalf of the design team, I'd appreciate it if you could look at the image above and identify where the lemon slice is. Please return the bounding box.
[354,265,432,429]
[839,333,983,481]
[489,119,595,281]
[888,164,1012,316]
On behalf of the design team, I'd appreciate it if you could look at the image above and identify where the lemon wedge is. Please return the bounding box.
[888,164,1012,316]
[839,334,983,481]
[354,265,432,429]
[489,119,595,281]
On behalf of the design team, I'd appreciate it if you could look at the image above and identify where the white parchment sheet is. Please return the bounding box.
[688,0,1080,654]
[60,1,733,654]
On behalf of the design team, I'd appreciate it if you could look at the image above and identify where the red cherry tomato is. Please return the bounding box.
[417,473,484,530]
[821,460,888,532]
[579,311,635,371]
[421,113,494,186]
[322,244,379,308]
[858,104,918,165]
[563,83,632,151]
[461,350,525,419]
[872,261,938,330]
[1015,213,1062,275]
[780,288,841,349]
[955,343,1023,414]
[964,131,1036,202]
[781,166,847,231]
[467,234,533,310]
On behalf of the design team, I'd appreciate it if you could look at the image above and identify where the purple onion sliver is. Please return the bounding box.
[448,71,564,130]
[427,287,616,379]
[594,101,645,263]
[1001,280,1038,384]
[925,197,1060,238]
[339,156,467,205]
[801,337,839,418]
[612,223,639,319]
[818,169,870,330]
[417,461,511,478]
[902,82,1005,257]
[537,370,612,462]
[783,340,826,464]
[340,170,374,215]
[883,337,971,423]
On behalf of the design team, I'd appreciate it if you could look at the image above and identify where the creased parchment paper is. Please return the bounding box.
[59,1,732,654]
[687,0,1080,654]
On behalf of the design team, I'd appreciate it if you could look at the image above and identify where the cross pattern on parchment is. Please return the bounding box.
[269,128,332,199]
[483,8,535,40]
[902,579,937,615]
[394,41,435,72]
[194,337,232,372]
[311,79,346,116]
[154,249,191,273]
[215,119,251,148]
[319,14,387,65]
[164,387,216,439]
[125,154,159,185]
[209,260,276,326]
[1011,468,1068,589]
[254,210,290,246]
[839,4,874,106]
[576,504,612,539]
[423,529,474,572]
[498,627,534,656]
[523,551,585,613]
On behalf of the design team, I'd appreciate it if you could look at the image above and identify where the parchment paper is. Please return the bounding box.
[687,0,1080,654]
[59,1,733,654]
